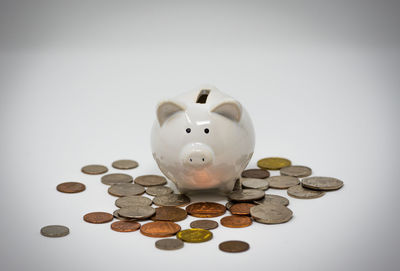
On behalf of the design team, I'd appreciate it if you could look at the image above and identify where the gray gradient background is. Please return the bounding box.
[0,0,399,270]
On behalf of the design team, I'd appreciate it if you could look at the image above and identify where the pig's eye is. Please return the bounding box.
[186,128,191,133]
[204,128,209,134]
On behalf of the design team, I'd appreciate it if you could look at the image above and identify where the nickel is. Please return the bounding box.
[241,168,270,179]
[134,175,167,187]
[112,159,138,170]
[40,225,69,238]
[190,219,219,230]
[280,165,312,177]
[101,173,133,185]
[241,178,269,190]
[250,203,293,224]
[287,185,325,199]
[228,189,265,202]
[302,177,344,191]
[115,196,152,208]
[153,194,190,207]
[267,176,300,189]
[108,183,145,197]
[81,164,108,175]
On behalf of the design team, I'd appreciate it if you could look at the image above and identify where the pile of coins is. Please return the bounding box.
[41,157,343,253]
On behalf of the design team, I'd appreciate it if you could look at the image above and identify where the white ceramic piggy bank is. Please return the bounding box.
[151,85,255,194]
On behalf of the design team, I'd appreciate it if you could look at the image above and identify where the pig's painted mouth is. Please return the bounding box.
[185,169,220,189]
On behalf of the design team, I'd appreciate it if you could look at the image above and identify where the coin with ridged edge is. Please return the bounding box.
[56,182,86,193]
[111,221,141,232]
[228,189,265,202]
[134,175,167,187]
[155,238,184,250]
[287,185,325,199]
[190,219,219,230]
[186,202,226,218]
[146,186,173,196]
[219,240,250,253]
[108,183,145,197]
[220,215,253,228]
[267,176,300,189]
[40,225,70,237]
[115,196,152,208]
[117,206,155,219]
[151,206,188,222]
[81,164,108,175]
[241,178,269,190]
[254,194,289,206]
[250,203,293,224]
[302,177,344,191]
[280,165,312,178]
[153,194,190,207]
[241,169,270,179]
[177,228,213,243]
[257,157,291,170]
[140,221,181,238]
[112,159,138,170]
[101,173,133,185]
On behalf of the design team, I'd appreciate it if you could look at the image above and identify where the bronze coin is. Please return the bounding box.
[83,212,113,224]
[241,169,270,179]
[219,240,250,253]
[190,219,219,230]
[108,183,145,197]
[101,173,133,185]
[112,159,139,170]
[267,176,300,189]
[151,206,187,222]
[229,203,256,216]
[134,175,167,187]
[111,221,141,232]
[140,221,181,238]
[220,215,252,228]
[81,164,108,175]
[186,202,226,218]
[56,182,86,193]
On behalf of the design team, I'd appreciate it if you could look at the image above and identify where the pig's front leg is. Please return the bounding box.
[218,178,240,195]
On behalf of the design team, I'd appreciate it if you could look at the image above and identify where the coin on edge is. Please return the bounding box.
[153,194,191,207]
[81,164,108,175]
[250,203,293,224]
[83,212,113,224]
[220,215,253,228]
[112,159,138,170]
[190,219,219,230]
[219,240,249,253]
[280,165,312,178]
[108,183,145,197]
[287,185,325,199]
[228,189,265,202]
[155,238,184,250]
[101,173,133,185]
[186,202,226,218]
[254,194,290,206]
[151,206,187,222]
[302,177,344,191]
[229,203,256,216]
[111,221,141,232]
[267,176,300,189]
[40,225,69,237]
[134,175,167,187]
[115,196,152,208]
[177,228,213,243]
[140,221,181,238]
[146,186,173,196]
[117,206,155,219]
[257,157,291,170]
[56,182,86,193]
[241,178,269,190]
[241,168,270,179]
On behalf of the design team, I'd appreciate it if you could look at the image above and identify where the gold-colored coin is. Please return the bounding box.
[176,228,213,243]
[257,157,291,170]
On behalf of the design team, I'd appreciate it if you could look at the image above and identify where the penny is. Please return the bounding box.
[267,176,300,189]
[228,189,265,202]
[186,202,226,218]
[190,219,219,230]
[146,186,173,196]
[101,173,133,185]
[241,168,270,179]
[112,159,139,170]
[280,165,312,178]
[177,228,213,243]
[229,203,255,216]
[83,212,113,224]
[257,157,291,170]
[220,215,252,228]
[219,240,250,253]
[250,203,293,224]
[40,225,70,238]
[241,178,269,190]
[56,182,86,193]
[134,175,167,187]
[115,196,152,208]
[302,177,344,191]
[108,183,145,197]
[287,185,325,199]
[81,164,108,175]
[140,221,181,238]
[153,194,190,207]
[155,238,184,250]
[118,206,155,219]
[254,194,290,206]
[151,206,187,222]
[113,210,137,221]
[111,221,141,232]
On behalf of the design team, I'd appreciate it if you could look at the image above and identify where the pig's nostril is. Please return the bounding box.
[202,158,205,162]
[190,158,192,162]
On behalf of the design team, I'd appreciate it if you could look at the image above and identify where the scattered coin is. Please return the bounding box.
[280,165,312,178]
[111,221,141,232]
[118,206,155,219]
[229,203,256,216]
[134,175,167,187]
[232,178,242,191]
[241,169,270,179]
[151,206,188,222]
[113,209,137,221]
[81,164,108,175]
[257,157,291,170]
[108,183,145,197]
[112,159,139,170]
[177,228,213,243]
[40,225,70,238]
[225,201,235,209]
[250,203,293,224]
[241,178,269,190]
[153,194,190,207]
[83,212,113,224]
[140,221,181,238]
[228,189,265,202]
[146,186,173,196]
[267,176,300,189]
[219,240,249,253]
[254,194,290,206]
[220,215,253,228]
[287,185,325,199]
[115,196,152,208]
[56,182,86,193]
[101,173,133,185]
[302,177,344,191]
[190,219,219,230]
[155,238,184,250]
[186,202,226,218]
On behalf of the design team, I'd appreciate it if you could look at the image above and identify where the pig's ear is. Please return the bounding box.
[211,100,242,122]
[156,100,186,126]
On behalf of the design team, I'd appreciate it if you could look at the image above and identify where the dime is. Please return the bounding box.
[111,221,141,232]
[134,175,167,187]
[112,159,139,170]
[186,202,226,218]
[257,157,291,170]
[113,210,137,221]
[83,212,113,224]
[140,221,181,238]
[117,206,155,219]
[155,238,184,250]
[302,177,344,191]
[81,164,108,175]
[56,182,86,193]
[228,189,265,202]
[241,169,270,179]
[250,203,293,224]
[254,194,290,206]
[176,228,213,243]
[229,203,255,216]
[241,178,269,190]
[153,194,190,207]
[146,186,173,196]
[115,196,152,208]
[219,240,249,253]
[280,165,312,178]
[40,225,69,238]
[220,215,252,228]
[101,173,133,185]
[151,206,187,222]
[108,183,145,197]
[267,176,300,189]
[190,219,219,230]
[287,185,325,199]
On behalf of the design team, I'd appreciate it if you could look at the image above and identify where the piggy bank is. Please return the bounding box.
[151,85,255,194]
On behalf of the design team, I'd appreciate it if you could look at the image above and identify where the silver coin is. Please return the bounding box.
[134,175,167,187]
[250,203,293,224]
[40,225,70,237]
[254,194,289,206]
[146,186,173,196]
[267,176,300,189]
[108,183,145,197]
[302,176,344,191]
[155,238,184,250]
[112,159,139,170]
[241,178,269,190]
[225,201,235,209]
[118,206,155,219]
[280,165,312,178]
[232,178,242,191]
[287,185,325,199]
[101,173,133,185]
[153,194,191,207]
[190,219,219,230]
[115,196,153,208]
[113,210,137,221]
[228,189,265,202]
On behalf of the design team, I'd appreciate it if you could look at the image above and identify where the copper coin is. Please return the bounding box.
[140,221,181,238]
[101,173,133,185]
[151,206,187,222]
[219,240,250,253]
[190,219,219,230]
[254,194,290,206]
[134,175,167,187]
[280,165,312,178]
[155,238,184,250]
[229,203,255,216]
[56,182,86,193]
[108,183,145,197]
[111,221,141,232]
[81,164,108,175]
[267,176,300,189]
[220,215,252,228]
[112,159,139,170]
[228,189,265,202]
[83,212,113,224]
[186,202,226,218]
[241,169,270,179]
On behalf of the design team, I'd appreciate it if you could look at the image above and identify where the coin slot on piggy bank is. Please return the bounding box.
[196,89,210,104]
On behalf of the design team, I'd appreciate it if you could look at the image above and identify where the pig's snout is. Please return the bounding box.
[181,143,214,169]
